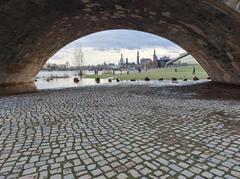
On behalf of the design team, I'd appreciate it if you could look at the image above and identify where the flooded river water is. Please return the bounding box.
[0,70,211,96]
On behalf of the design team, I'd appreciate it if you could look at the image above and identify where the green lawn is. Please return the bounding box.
[84,65,209,81]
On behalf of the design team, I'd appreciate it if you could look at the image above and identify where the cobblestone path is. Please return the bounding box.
[0,84,240,179]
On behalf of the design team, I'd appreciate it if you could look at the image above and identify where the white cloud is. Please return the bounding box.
[48,30,196,65]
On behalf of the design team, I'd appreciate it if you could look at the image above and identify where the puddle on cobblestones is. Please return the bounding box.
[207,111,240,132]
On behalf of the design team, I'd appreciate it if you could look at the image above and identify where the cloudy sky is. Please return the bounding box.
[48,30,196,65]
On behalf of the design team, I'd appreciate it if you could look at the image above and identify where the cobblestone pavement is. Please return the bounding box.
[0,83,240,179]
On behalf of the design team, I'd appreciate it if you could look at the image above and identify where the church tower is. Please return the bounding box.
[119,53,124,65]
[153,49,158,68]
[137,51,140,65]
[153,49,157,62]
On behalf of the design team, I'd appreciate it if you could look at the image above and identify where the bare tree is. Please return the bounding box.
[74,44,84,77]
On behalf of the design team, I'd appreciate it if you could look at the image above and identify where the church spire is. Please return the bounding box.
[137,51,140,65]
[153,49,157,62]
[153,49,158,68]
[119,53,124,65]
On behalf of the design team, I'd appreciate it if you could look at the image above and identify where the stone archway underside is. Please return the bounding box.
[0,0,239,86]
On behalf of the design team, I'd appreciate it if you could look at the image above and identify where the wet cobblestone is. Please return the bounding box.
[0,84,240,178]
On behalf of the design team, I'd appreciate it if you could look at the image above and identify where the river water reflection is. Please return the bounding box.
[0,71,211,96]
[35,78,110,90]
[35,70,111,90]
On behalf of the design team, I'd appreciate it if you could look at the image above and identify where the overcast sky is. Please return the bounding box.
[48,30,195,65]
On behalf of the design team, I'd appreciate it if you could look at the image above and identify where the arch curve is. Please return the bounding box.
[0,0,239,86]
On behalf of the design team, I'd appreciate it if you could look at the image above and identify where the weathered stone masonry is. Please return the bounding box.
[0,0,239,86]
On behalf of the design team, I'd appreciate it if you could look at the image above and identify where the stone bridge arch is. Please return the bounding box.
[0,0,239,86]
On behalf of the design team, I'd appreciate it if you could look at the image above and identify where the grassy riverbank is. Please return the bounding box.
[84,65,208,80]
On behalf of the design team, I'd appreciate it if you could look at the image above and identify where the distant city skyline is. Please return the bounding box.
[48,30,196,66]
